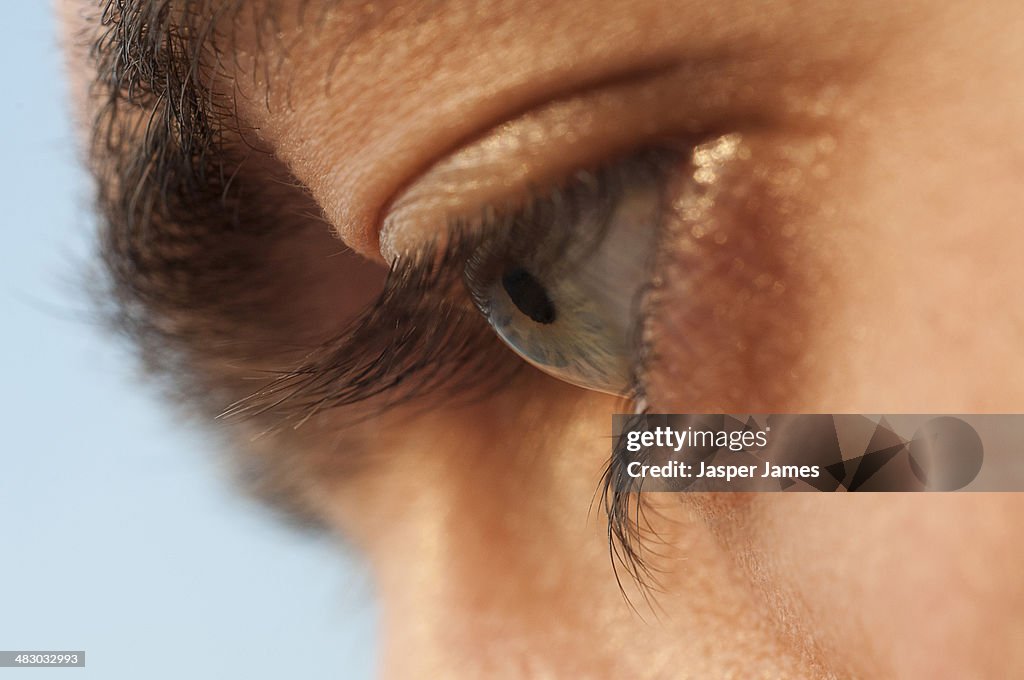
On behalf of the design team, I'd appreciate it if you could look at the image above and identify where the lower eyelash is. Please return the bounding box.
[600,409,664,600]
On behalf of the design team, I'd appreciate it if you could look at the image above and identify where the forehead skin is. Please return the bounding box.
[61,0,1024,678]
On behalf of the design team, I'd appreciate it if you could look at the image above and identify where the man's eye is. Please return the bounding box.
[231,138,745,424]
[461,153,667,395]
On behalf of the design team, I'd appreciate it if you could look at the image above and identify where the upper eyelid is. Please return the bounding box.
[378,59,782,263]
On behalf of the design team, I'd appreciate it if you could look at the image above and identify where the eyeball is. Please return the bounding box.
[464,163,662,394]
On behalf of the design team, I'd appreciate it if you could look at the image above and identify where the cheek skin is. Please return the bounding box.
[661,3,1024,676]
[745,495,1024,680]
[323,374,821,678]
[812,46,1024,414]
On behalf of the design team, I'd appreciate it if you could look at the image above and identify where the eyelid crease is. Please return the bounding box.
[378,57,784,264]
[373,59,684,260]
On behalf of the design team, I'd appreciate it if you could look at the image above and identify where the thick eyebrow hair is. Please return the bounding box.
[90,0,249,372]
[89,0,372,387]
[87,0,393,382]
[85,0,370,524]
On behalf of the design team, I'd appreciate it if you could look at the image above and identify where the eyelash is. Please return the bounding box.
[219,233,515,427]
[222,147,677,427]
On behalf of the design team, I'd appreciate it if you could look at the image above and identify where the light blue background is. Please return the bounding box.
[0,5,376,678]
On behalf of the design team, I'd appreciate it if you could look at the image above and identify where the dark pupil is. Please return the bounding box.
[501,267,557,324]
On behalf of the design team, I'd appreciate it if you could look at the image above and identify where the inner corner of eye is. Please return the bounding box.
[460,155,666,398]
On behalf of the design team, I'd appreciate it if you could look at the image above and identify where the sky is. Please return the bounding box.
[0,5,376,678]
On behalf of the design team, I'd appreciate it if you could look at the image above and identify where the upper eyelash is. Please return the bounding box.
[218,234,515,429]
[218,151,663,430]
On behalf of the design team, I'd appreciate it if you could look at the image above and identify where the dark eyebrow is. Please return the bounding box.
[84,0,374,524]
[92,0,228,219]
[87,0,363,384]
[90,0,248,370]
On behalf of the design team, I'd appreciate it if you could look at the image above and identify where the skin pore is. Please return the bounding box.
[62,0,1024,677]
